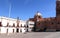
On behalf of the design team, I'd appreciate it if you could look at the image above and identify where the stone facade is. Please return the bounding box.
[29,0,60,32]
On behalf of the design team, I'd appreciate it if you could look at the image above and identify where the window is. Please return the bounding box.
[13,29,14,33]
[45,21,47,23]
[7,29,8,33]
[7,23,9,26]
[24,25,26,27]
[20,29,22,32]
[29,27,32,29]
[16,28,19,33]
[38,16,41,18]
[30,24,34,25]
[52,22,54,24]
[58,22,60,24]
[13,23,15,27]
[0,22,2,26]
[21,24,22,27]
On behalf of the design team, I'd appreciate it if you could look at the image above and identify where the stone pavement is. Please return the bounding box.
[0,32,60,38]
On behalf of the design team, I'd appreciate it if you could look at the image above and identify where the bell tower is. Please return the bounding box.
[34,11,42,21]
[34,11,42,31]
[56,0,60,17]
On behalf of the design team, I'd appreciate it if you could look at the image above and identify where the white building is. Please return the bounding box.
[27,21,34,32]
[0,16,27,33]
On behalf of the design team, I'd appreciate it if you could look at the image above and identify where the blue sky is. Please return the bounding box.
[0,0,56,20]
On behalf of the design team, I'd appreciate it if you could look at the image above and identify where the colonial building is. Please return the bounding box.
[27,20,34,32]
[0,16,26,33]
[0,16,34,33]
[29,0,60,32]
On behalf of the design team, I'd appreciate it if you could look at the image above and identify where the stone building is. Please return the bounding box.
[29,0,60,32]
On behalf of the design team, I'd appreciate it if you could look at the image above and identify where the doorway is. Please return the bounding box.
[16,28,19,33]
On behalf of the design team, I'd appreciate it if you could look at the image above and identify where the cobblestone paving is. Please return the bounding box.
[0,32,60,38]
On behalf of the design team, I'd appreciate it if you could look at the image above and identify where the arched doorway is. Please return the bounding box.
[16,28,19,33]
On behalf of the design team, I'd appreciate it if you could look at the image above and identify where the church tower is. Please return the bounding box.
[33,11,42,31]
[34,11,42,22]
[56,0,60,17]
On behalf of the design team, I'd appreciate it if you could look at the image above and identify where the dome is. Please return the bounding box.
[35,11,42,16]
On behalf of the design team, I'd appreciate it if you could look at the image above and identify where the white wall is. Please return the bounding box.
[27,21,34,32]
[0,27,7,33]
[20,27,26,33]
[0,19,1,22]
[2,19,8,26]
[8,27,16,33]
[28,21,34,27]
[20,20,26,27]
[8,27,13,33]
[0,16,27,33]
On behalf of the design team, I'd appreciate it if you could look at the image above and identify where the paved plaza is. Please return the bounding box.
[0,32,60,38]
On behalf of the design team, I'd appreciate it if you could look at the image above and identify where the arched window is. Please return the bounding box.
[16,28,19,33]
